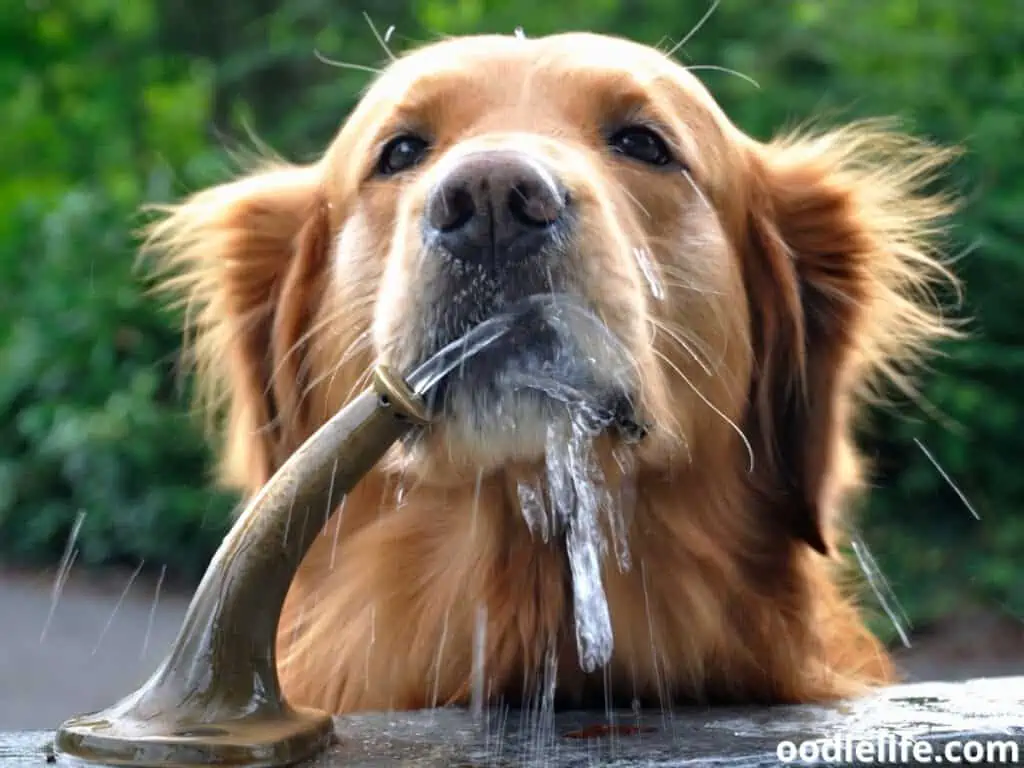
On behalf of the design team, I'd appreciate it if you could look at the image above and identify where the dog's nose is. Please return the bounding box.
[425,150,569,264]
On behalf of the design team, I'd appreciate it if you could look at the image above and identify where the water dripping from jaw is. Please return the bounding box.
[435,295,643,675]
[558,414,614,673]
[516,480,550,543]
[534,407,637,675]
[404,293,644,673]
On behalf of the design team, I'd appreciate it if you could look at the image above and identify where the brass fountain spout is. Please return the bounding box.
[52,294,640,767]
[54,365,430,767]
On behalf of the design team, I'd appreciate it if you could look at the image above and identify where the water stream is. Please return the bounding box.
[440,293,640,674]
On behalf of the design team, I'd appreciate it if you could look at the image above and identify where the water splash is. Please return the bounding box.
[516,479,549,542]
[407,311,518,397]
[520,644,560,764]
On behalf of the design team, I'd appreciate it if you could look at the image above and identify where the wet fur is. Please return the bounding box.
[144,33,960,713]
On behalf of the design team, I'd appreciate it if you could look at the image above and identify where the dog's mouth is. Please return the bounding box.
[403,293,647,444]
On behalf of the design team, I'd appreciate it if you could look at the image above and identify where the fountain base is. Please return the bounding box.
[55,705,332,767]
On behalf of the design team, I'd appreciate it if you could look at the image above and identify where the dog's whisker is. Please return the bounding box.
[251,292,379,436]
[648,317,718,377]
[664,0,721,59]
[313,49,383,75]
[252,331,372,436]
[631,246,664,300]
[680,169,713,211]
[144,29,961,718]
[320,331,373,405]
[659,276,724,298]
[684,64,761,90]
[652,346,754,473]
[262,302,359,402]
[913,438,980,520]
[615,180,652,219]
[362,11,397,61]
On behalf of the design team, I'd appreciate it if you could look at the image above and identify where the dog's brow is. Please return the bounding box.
[381,71,481,116]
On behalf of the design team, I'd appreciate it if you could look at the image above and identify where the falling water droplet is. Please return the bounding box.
[471,468,484,538]
[514,26,526,38]
[40,509,86,643]
[329,495,348,570]
[470,604,488,719]
[93,560,145,656]
[364,602,376,690]
[140,564,166,660]
[429,609,451,707]
[384,25,395,43]
[851,536,912,648]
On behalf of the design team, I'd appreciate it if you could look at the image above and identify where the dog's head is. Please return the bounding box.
[148,33,958,553]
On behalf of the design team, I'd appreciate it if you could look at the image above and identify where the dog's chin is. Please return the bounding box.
[440,386,574,466]
[399,338,641,473]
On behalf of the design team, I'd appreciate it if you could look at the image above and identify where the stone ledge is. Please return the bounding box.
[4,677,1022,766]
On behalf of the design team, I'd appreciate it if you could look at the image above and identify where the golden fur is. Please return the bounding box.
[144,33,960,714]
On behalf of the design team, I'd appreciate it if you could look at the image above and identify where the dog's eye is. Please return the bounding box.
[608,126,673,167]
[377,135,430,176]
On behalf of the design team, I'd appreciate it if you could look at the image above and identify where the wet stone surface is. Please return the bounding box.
[3,677,1023,766]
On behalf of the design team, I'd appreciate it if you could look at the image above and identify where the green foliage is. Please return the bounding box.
[0,0,234,579]
[2,0,1021,631]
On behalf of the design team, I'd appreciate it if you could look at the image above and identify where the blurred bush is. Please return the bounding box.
[1,0,1021,631]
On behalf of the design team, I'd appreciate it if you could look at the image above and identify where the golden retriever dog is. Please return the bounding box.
[146,32,959,714]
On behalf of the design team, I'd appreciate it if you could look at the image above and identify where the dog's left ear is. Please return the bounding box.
[142,162,331,495]
[742,122,961,554]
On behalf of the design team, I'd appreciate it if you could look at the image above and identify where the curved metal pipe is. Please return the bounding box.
[52,294,644,767]
[54,366,430,767]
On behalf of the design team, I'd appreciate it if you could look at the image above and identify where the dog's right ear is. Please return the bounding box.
[143,163,330,495]
[741,123,960,555]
